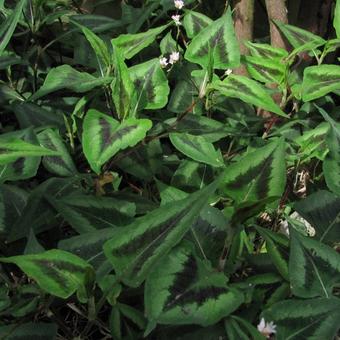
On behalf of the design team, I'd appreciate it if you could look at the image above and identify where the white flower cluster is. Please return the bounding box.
[159,52,180,68]
[257,318,277,338]
[171,14,181,26]
[174,0,184,9]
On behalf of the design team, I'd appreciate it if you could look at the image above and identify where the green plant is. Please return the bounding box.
[0,0,340,339]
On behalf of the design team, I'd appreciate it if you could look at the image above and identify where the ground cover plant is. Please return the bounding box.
[0,0,340,339]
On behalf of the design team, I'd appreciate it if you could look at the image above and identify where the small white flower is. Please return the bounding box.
[225,69,233,76]
[174,0,184,9]
[159,57,168,68]
[171,14,181,26]
[257,318,277,338]
[169,51,180,64]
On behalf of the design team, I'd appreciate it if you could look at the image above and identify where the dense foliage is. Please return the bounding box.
[0,0,340,339]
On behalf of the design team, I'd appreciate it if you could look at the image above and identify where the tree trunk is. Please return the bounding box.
[265,0,288,49]
[233,0,255,75]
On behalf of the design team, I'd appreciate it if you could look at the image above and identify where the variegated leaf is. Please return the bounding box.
[0,250,94,300]
[0,134,58,166]
[245,55,286,84]
[30,65,112,101]
[211,75,287,117]
[262,297,340,340]
[49,194,135,234]
[0,130,42,182]
[244,41,288,59]
[82,109,152,174]
[302,65,340,101]
[111,44,136,119]
[103,178,221,287]
[112,24,168,60]
[0,184,28,235]
[274,20,325,50]
[294,190,340,246]
[289,228,340,298]
[184,8,240,69]
[183,11,213,39]
[145,242,243,329]
[130,58,170,110]
[223,138,286,203]
[38,129,77,177]
[170,133,224,167]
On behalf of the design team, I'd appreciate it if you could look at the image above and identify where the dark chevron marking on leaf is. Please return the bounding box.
[226,151,274,191]
[213,27,227,63]
[301,248,339,291]
[144,67,156,102]
[250,62,283,78]
[99,118,112,152]
[180,135,201,150]
[108,125,137,145]
[32,259,87,292]
[225,77,258,98]
[165,255,198,307]
[165,286,228,310]
[254,154,274,199]
[127,209,191,276]
[12,157,25,174]
[44,156,67,167]
[287,29,318,45]
[111,209,189,258]
[192,15,209,36]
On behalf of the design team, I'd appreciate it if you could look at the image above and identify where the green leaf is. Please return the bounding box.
[273,20,325,50]
[112,24,168,60]
[50,194,135,233]
[145,241,243,330]
[223,138,286,203]
[82,109,152,174]
[0,322,57,340]
[130,58,170,110]
[317,106,340,195]
[165,114,229,142]
[244,41,288,59]
[160,31,182,55]
[244,55,286,84]
[58,228,117,269]
[111,44,136,119]
[0,184,28,234]
[334,0,340,38]
[70,14,123,33]
[184,8,240,69]
[182,10,213,39]
[256,226,289,280]
[212,75,287,117]
[302,65,340,101]
[294,190,340,245]
[0,0,27,54]
[7,177,82,242]
[30,65,112,100]
[170,133,224,167]
[74,21,111,68]
[12,102,64,129]
[0,249,94,299]
[289,228,340,298]
[262,297,340,340]
[167,79,197,114]
[0,137,59,165]
[0,129,44,182]
[103,178,221,287]
[38,129,77,177]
